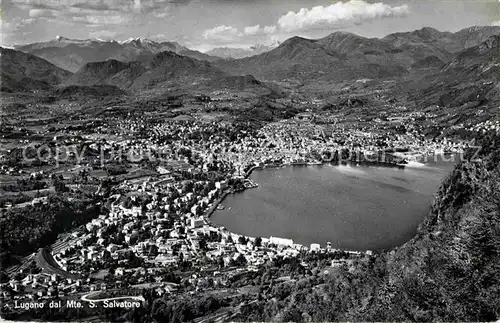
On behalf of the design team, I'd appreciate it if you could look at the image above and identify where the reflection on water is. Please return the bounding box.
[211,158,456,251]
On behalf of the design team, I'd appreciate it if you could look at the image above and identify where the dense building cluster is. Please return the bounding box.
[0,108,469,315]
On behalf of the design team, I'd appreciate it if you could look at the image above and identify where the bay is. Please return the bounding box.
[211,156,457,251]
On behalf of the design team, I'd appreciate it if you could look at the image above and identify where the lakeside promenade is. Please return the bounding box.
[205,191,231,218]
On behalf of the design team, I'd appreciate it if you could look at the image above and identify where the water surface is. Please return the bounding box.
[211,159,455,251]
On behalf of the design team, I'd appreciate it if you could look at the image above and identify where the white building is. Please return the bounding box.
[310,243,321,252]
[190,217,204,229]
[270,236,294,247]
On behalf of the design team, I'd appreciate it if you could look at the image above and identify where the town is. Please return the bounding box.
[0,95,476,320]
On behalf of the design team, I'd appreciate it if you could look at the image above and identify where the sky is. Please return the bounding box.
[0,0,499,51]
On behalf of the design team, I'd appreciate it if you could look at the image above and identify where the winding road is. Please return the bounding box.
[35,248,80,280]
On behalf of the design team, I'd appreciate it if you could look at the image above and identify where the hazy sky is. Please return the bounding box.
[1,0,499,50]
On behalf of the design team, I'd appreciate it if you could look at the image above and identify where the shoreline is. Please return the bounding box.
[206,160,408,219]
[203,160,412,253]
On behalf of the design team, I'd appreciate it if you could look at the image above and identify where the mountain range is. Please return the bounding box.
[1,46,276,97]
[214,26,500,82]
[206,43,280,59]
[63,50,278,97]
[14,36,219,73]
[66,51,224,89]
[10,26,500,85]
[2,26,499,110]
[15,25,498,79]
[408,33,500,112]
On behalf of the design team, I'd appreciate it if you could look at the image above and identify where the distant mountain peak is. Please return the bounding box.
[413,26,443,39]
[54,35,82,43]
[15,36,219,72]
[119,37,156,45]
[416,26,441,33]
[282,35,311,42]
[279,36,316,48]
[250,41,280,51]
[327,30,358,37]
[319,31,364,43]
[206,42,279,59]
[384,27,448,40]
[52,35,107,44]
[461,25,500,33]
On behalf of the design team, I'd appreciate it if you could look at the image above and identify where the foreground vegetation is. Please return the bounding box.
[0,196,101,268]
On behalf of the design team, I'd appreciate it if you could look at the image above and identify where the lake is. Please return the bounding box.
[211,157,457,251]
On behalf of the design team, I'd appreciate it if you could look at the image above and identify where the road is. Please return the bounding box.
[35,248,80,279]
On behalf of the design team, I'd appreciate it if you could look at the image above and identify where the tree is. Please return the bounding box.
[0,271,10,283]
[198,237,208,251]
[102,250,112,262]
[231,254,247,267]
[52,174,68,193]
[282,306,303,322]
[238,236,248,245]
[149,245,159,258]
[183,181,194,193]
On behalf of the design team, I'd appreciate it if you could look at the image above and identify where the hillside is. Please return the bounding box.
[0,47,72,92]
[65,59,138,86]
[379,132,500,321]
[214,32,410,82]
[66,51,224,90]
[129,51,225,90]
[64,51,276,96]
[411,56,445,69]
[447,26,500,52]
[406,35,500,117]
[450,33,500,68]
[215,27,500,83]
[56,85,126,100]
[383,26,500,62]
[15,37,219,72]
[382,27,454,64]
